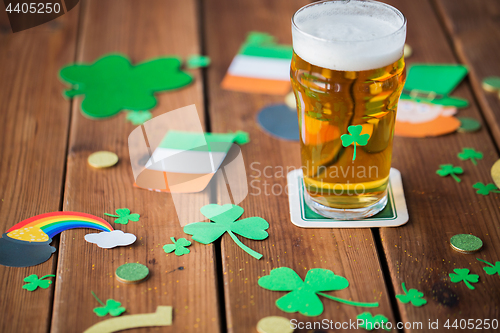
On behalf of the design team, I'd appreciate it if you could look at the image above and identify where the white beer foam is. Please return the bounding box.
[292,0,406,71]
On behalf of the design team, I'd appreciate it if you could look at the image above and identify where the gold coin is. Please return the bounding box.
[88,151,119,168]
[284,92,296,110]
[257,316,293,333]
[404,44,413,58]
[491,159,500,188]
[482,77,500,93]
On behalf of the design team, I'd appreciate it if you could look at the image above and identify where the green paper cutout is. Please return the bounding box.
[395,283,427,307]
[436,164,463,183]
[239,32,293,59]
[477,258,500,276]
[457,117,481,132]
[258,267,379,317]
[104,208,140,224]
[183,204,269,260]
[92,291,126,317]
[472,182,500,195]
[186,55,211,69]
[60,54,193,119]
[357,312,391,331]
[449,268,479,290]
[341,125,370,161]
[126,110,152,125]
[457,148,483,166]
[163,237,191,256]
[159,130,249,152]
[22,274,55,291]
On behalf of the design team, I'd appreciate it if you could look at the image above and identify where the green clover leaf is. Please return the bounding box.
[357,312,391,331]
[340,125,370,161]
[104,208,140,224]
[457,148,483,166]
[91,291,126,317]
[472,182,500,196]
[126,110,153,125]
[22,274,55,292]
[60,54,193,119]
[184,204,269,260]
[436,164,463,183]
[477,258,500,276]
[163,237,192,256]
[258,267,378,316]
[449,268,479,290]
[395,283,427,307]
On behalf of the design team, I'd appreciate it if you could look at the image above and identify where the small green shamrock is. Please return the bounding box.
[472,182,500,195]
[449,268,479,290]
[258,267,378,317]
[357,312,391,331]
[436,164,463,183]
[477,258,500,276]
[184,204,268,259]
[186,55,211,69]
[395,282,427,307]
[104,208,140,224]
[340,125,370,161]
[163,237,192,256]
[92,291,126,317]
[457,148,483,166]
[22,274,55,291]
[126,110,152,125]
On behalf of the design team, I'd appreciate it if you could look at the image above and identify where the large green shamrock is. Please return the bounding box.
[457,148,483,166]
[356,312,391,331]
[60,54,193,119]
[184,204,269,260]
[395,282,427,307]
[22,274,55,291]
[477,258,500,276]
[436,164,463,183]
[449,268,479,290]
[472,182,500,196]
[104,208,140,224]
[126,110,152,125]
[258,267,379,316]
[163,237,191,256]
[341,125,370,161]
[92,291,126,317]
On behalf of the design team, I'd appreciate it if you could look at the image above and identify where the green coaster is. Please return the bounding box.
[450,234,483,254]
[115,263,149,284]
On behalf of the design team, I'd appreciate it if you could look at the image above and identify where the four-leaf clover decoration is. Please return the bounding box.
[184,204,269,260]
[356,312,391,331]
[477,258,500,276]
[472,182,500,196]
[163,237,192,256]
[92,291,126,317]
[126,110,153,125]
[457,148,483,166]
[258,267,379,316]
[449,268,479,290]
[104,208,140,224]
[59,54,193,119]
[395,282,427,307]
[436,164,463,183]
[341,125,370,161]
[22,274,55,291]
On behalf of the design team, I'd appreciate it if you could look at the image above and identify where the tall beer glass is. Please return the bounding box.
[291,0,406,219]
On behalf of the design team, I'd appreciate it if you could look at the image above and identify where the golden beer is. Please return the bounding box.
[291,0,407,218]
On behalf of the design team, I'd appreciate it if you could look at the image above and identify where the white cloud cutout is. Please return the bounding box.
[84,230,136,249]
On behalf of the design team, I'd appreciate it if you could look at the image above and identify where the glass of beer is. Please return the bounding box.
[291,0,406,219]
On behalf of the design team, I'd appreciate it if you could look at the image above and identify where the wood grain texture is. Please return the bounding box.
[434,0,500,147]
[380,0,500,331]
[0,7,78,333]
[50,1,220,332]
[203,0,397,332]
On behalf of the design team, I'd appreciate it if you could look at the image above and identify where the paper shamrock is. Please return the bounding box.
[436,164,463,183]
[163,237,191,256]
[92,291,126,317]
[472,182,500,196]
[457,148,483,166]
[449,268,479,290]
[126,110,152,125]
[184,204,269,260]
[477,258,500,276]
[356,312,391,331]
[186,55,211,69]
[22,274,55,291]
[59,54,193,119]
[258,267,379,316]
[395,282,427,307]
[104,208,140,225]
[341,125,370,161]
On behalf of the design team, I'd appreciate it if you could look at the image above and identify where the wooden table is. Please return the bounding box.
[1,0,499,332]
